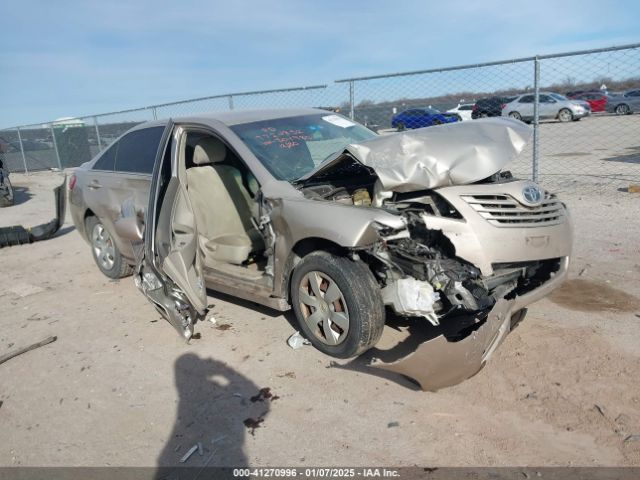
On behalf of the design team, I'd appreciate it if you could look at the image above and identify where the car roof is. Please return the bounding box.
[176,108,327,126]
[128,108,332,132]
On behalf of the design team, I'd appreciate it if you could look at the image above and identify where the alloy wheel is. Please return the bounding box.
[298,271,350,346]
[91,223,116,271]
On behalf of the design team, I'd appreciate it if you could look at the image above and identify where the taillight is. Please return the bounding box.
[472,105,478,111]
[500,104,506,109]
[69,174,77,191]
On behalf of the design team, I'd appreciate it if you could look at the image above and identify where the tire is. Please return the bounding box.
[508,111,522,121]
[85,216,133,279]
[615,104,630,115]
[396,122,405,131]
[291,251,385,358]
[558,108,573,122]
[432,119,443,126]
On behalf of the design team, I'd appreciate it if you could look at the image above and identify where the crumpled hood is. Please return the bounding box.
[300,117,532,192]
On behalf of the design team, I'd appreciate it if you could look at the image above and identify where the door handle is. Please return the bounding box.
[88,180,102,189]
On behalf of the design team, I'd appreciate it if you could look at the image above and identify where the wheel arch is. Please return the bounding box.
[81,208,96,239]
[281,237,349,304]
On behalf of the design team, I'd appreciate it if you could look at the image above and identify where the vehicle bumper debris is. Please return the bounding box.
[0,177,66,248]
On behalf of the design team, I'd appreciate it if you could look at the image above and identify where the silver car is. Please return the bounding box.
[606,89,640,115]
[502,92,591,122]
[70,109,572,390]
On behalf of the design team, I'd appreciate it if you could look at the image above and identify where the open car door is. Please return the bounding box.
[117,124,208,339]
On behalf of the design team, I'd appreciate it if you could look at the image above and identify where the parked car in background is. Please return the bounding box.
[391,107,459,130]
[606,89,640,115]
[69,110,572,390]
[446,103,474,121]
[471,96,516,119]
[568,92,608,112]
[502,92,591,122]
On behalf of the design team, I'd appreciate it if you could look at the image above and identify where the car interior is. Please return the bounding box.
[180,130,269,284]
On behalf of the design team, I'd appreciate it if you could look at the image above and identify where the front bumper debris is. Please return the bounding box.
[371,299,516,391]
[370,257,568,391]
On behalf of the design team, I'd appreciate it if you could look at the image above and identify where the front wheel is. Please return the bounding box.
[86,216,133,279]
[508,111,522,121]
[615,104,630,115]
[396,122,405,131]
[291,251,385,358]
[558,108,573,122]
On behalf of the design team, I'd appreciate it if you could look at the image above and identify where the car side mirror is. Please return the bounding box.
[115,215,143,241]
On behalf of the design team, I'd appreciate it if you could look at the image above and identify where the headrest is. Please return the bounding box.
[193,137,226,165]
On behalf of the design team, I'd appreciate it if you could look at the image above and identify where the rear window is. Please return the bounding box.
[114,127,165,174]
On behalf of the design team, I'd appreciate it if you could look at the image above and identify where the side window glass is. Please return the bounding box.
[92,142,118,171]
[115,126,165,174]
[519,95,534,103]
[539,95,552,103]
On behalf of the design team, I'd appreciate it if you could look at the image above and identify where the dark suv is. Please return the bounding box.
[471,96,516,119]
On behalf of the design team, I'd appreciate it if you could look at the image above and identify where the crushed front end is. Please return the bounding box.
[295,118,572,390]
[363,179,572,390]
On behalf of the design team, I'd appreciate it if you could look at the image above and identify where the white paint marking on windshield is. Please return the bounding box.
[322,115,356,128]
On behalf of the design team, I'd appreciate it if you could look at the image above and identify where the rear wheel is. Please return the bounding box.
[86,216,133,279]
[615,104,630,115]
[291,251,385,358]
[508,111,522,121]
[558,108,573,122]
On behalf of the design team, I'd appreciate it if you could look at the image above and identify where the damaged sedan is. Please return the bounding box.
[70,109,572,390]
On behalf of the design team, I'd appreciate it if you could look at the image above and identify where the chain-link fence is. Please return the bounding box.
[1,43,639,195]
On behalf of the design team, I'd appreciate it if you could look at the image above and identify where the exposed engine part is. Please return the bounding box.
[352,188,371,206]
[372,211,507,321]
[381,277,440,326]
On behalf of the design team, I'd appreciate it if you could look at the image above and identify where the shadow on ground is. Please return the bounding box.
[155,353,271,478]
[10,186,33,206]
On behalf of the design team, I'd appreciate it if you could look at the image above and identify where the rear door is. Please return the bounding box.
[133,125,208,339]
[516,95,535,119]
[84,126,164,261]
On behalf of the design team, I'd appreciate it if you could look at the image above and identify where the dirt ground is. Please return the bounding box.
[0,171,639,468]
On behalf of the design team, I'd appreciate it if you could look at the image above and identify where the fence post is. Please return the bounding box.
[349,81,355,120]
[228,95,234,110]
[16,127,29,174]
[50,124,63,170]
[532,56,540,182]
[93,116,102,152]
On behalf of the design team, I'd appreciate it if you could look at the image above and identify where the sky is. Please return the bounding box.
[1,0,639,128]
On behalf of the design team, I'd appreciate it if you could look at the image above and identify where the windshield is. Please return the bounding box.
[230,113,377,181]
[550,93,568,101]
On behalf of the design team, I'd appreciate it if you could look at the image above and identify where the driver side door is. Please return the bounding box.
[121,124,208,339]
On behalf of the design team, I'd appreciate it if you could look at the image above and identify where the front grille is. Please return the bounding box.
[461,192,565,227]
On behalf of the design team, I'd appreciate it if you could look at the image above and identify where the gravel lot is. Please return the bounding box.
[0,169,639,469]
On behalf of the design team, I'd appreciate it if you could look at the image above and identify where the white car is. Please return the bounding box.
[501,92,591,123]
[446,103,474,121]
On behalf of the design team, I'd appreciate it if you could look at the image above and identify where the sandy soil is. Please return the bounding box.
[0,171,639,468]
